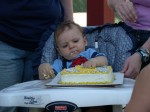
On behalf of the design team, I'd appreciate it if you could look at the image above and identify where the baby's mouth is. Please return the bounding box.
[70,51,77,56]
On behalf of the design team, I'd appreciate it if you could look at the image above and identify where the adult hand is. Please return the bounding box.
[121,53,142,79]
[113,0,137,22]
[38,63,55,80]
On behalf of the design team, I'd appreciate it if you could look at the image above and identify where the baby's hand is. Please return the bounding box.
[82,59,97,68]
[38,63,55,80]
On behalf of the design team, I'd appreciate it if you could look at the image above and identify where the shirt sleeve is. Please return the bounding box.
[79,48,105,59]
[52,59,63,74]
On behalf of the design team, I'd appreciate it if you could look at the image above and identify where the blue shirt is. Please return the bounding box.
[0,0,64,51]
[52,48,105,74]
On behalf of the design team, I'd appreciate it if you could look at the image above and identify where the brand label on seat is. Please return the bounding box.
[45,101,78,112]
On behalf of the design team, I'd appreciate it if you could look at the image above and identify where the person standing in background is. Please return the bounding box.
[32,0,73,79]
[107,0,150,79]
[0,0,73,112]
[108,0,150,111]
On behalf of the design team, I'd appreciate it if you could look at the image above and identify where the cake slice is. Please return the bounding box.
[59,65,115,84]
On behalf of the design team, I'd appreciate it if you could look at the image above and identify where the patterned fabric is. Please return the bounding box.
[41,24,133,72]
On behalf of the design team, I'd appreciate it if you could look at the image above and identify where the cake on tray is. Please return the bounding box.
[59,65,115,84]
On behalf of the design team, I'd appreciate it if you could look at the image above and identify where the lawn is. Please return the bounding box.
[73,0,86,12]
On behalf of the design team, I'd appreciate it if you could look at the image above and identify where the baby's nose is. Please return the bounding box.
[69,43,75,49]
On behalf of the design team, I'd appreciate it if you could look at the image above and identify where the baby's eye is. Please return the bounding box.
[62,45,67,48]
[73,40,79,43]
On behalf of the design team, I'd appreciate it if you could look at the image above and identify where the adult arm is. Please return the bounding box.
[60,0,73,21]
[122,38,150,78]
[124,63,150,112]
[142,37,150,50]
[107,0,137,22]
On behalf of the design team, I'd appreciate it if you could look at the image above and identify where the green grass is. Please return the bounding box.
[115,17,121,23]
[73,0,86,12]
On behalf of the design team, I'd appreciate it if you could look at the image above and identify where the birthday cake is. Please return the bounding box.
[59,65,115,84]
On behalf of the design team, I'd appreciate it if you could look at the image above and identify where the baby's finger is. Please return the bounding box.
[50,74,56,79]
[49,70,55,78]
[39,72,45,80]
[43,73,50,80]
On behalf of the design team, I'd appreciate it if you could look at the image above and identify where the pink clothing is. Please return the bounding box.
[125,0,150,30]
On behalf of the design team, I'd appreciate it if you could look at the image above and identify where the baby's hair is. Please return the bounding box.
[54,20,84,47]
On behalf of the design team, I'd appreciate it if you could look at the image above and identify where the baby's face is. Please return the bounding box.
[56,27,87,60]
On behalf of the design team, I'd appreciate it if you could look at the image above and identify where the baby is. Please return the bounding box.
[38,20,108,80]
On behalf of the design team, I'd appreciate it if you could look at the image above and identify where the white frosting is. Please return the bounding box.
[61,73,114,83]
